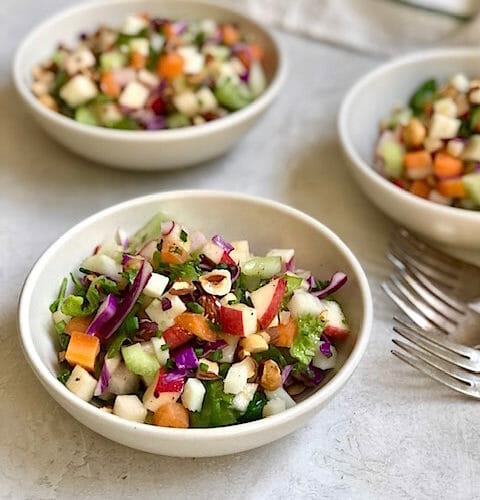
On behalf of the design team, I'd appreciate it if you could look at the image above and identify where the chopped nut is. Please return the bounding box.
[258,331,271,343]
[32,81,49,97]
[169,281,195,296]
[469,88,480,105]
[240,334,269,354]
[260,359,282,391]
[58,350,66,363]
[198,294,221,322]
[199,270,231,296]
[196,358,220,380]
[402,117,426,148]
[38,94,58,111]
[286,383,306,396]
[237,348,251,361]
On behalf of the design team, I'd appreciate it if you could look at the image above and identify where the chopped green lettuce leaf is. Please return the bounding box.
[289,314,325,365]
[49,277,68,313]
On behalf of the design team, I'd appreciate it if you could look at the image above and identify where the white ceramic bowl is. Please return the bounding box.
[13,0,286,171]
[339,48,480,251]
[18,191,372,457]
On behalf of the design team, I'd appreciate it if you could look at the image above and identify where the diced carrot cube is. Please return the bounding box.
[156,53,184,79]
[65,316,93,335]
[437,178,467,198]
[175,312,216,342]
[65,331,100,371]
[272,318,297,348]
[434,151,464,178]
[221,24,239,46]
[100,71,121,98]
[410,180,431,199]
[153,402,189,428]
[404,150,432,170]
[130,51,147,70]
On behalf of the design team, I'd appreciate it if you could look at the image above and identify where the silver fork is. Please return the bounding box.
[382,265,480,347]
[388,228,480,303]
[391,317,480,399]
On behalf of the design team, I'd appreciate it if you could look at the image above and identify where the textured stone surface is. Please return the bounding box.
[1,1,480,499]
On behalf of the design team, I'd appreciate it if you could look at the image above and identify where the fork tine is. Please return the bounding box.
[389,275,456,334]
[397,228,463,270]
[390,242,457,288]
[396,269,463,322]
[393,316,476,358]
[393,323,479,373]
[392,338,476,385]
[382,282,436,331]
[391,346,480,399]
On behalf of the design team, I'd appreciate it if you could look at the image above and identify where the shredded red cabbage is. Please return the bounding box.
[122,254,134,265]
[285,256,295,272]
[319,337,332,358]
[154,368,185,396]
[281,364,293,385]
[97,261,152,341]
[86,294,118,335]
[212,234,234,253]
[94,359,112,396]
[116,228,129,249]
[172,345,199,371]
[161,297,172,311]
[202,339,227,356]
[312,272,347,298]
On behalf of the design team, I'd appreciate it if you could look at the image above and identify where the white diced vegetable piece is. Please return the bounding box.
[423,136,443,153]
[198,358,219,375]
[199,19,217,36]
[218,61,241,85]
[151,337,169,366]
[178,46,205,74]
[279,311,291,325]
[202,44,230,62]
[470,89,480,105]
[232,383,257,413]
[59,74,98,107]
[108,363,139,395]
[433,97,457,118]
[201,241,224,264]
[268,315,279,328]
[182,378,206,412]
[173,90,199,117]
[248,61,266,97]
[145,294,187,331]
[52,309,71,325]
[82,254,122,281]
[129,38,149,56]
[287,290,325,318]
[428,113,461,140]
[446,139,464,158]
[262,398,286,417]
[150,33,165,52]
[266,248,294,267]
[220,293,237,306]
[219,334,239,363]
[122,15,147,35]
[224,358,252,395]
[319,299,349,336]
[138,69,159,88]
[119,81,149,109]
[428,190,452,205]
[450,73,469,93]
[264,387,296,409]
[97,236,123,261]
[97,103,123,125]
[230,241,250,265]
[312,343,337,370]
[143,273,169,298]
[66,365,97,401]
[142,372,179,412]
[196,87,217,113]
[64,48,96,75]
[462,136,480,162]
[113,395,147,423]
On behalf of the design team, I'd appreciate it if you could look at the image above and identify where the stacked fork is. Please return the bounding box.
[382,228,480,397]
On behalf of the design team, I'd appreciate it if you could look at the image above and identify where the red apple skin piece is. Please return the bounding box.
[220,251,236,266]
[219,306,245,336]
[323,324,349,341]
[154,367,185,396]
[256,279,287,329]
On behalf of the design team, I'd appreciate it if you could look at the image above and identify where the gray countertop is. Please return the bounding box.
[1,1,479,498]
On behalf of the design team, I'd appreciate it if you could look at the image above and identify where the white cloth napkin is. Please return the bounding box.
[231,0,480,55]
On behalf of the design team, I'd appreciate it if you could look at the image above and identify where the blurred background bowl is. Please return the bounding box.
[338,48,480,255]
[13,0,286,171]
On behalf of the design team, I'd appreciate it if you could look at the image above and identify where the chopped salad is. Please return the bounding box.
[51,213,350,428]
[31,14,267,130]
[375,73,480,209]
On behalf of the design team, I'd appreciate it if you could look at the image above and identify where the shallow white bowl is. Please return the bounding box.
[13,0,286,171]
[338,48,480,251]
[18,191,372,457]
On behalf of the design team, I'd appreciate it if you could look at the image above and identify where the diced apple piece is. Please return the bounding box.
[264,387,296,409]
[312,342,338,370]
[151,337,169,366]
[145,293,186,331]
[82,254,122,281]
[108,363,139,395]
[250,278,286,329]
[262,398,286,417]
[173,90,199,117]
[201,241,224,264]
[119,81,149,109]
[219,303,257,336]
[287,289,325,318]
[142,370,180,412]
[428,113,461,140]
[319,300,350,340]
[143,273,169,298]
[122,15,147,35]
[224,358,255,395]
[229,240,250,265]
[66,365,97,401]
[59,74,98,107]
[178,46,205,74]
[218,333,240,363]
[232,383,258,413]
[266,249,294,268]
[113,395,147,423]
[196,86,217,113]
[181,378,206,412]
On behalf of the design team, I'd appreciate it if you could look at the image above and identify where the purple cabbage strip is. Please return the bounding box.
[312,272,347,299]
[164,368,189,383]
[122,254,134,265]
[212,234,234,253]
[285,257,295,272]
[173,345,199,371]
[94,359,111,396]
[97,261,152,341]
[171,20,188,35]
[281,364,293,385]
[161,297,172,311]
[86,294,118,335]
[229,264,240,283]
[306,275,316,290]
[202,339,227,356]
[319,337,332,358]
[117,228,129,249]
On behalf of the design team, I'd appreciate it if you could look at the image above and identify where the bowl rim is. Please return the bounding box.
[12,0,287,141]
[338,46,480,220]
[17,190,373,440]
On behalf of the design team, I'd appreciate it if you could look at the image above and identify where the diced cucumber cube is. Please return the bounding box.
[214,80,251,111]
[379,141,405,178]
[122,343,159,378]
[463,173,480,206]
[75,106,98,126]
[166,113,190,129]
[100,51,127,71]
